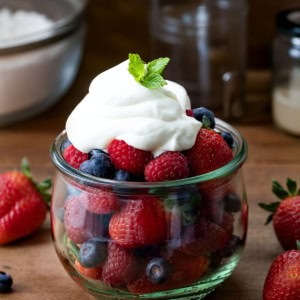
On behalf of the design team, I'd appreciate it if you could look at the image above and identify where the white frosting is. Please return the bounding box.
[66,60,201,156]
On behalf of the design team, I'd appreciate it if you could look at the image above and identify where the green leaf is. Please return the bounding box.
[286,178,297,195]
[258,202,280,213]
[128,53,170,89]
[202,115,212,129]
[128,53,145,82]
[297,240,300,250]
[21,157,32,180]
[147,57,170,75]
[272,180,289,200]
[265,214,274,225]
[37,178,52,191]
[142,73,167,89]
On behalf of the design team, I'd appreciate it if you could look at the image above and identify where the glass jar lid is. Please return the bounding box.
[277,8,300,37]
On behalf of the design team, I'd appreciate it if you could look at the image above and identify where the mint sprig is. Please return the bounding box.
[128,53,170,89]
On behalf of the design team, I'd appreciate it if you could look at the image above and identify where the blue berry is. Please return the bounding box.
[146,258,170,284]
[79,238,108,268]
[79,154,115,179]
[89,149,108,159]
[221,132,234,148]
[114,170,132,181]
[61,138,72,152]
[0,272,13,293]
[192,107,215,129]
[224,193,241,213]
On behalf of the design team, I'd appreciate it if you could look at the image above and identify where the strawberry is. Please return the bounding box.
[128,251,209,294]
[108,139,153,175]
[80,189,120,214]
[102,242,142,287]
[181,217,229,256]
[263,242,300,300]
[259,178,300,250]
[109,196,167,249]
[185,128,233,176]
[0,159,51,244]
[63,144,89,169]
[74,260,103,280]
[64,197,107,244]
[144,151,189,182]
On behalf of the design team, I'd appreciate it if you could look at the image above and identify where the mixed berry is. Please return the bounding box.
[56,107,246,295]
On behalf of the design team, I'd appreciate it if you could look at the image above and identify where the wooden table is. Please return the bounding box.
[1,3,300,299]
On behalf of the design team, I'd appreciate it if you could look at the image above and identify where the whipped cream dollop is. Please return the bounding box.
[66,60,201,156]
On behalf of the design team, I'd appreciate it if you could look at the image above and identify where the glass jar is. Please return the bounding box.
[273,9,300,136]
[50,119,248,300]
[150,0,248,119]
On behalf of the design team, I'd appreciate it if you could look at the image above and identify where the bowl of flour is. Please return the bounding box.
[0,0,87,125]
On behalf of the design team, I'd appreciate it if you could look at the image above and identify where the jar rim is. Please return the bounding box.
[50,118,248,189]
[0,0,87,54]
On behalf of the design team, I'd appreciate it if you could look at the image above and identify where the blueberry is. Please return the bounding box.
[192,107,215,129]
[146,258,171,284]
[61,138,72,152]
[224,193,241,213]
[79,238,108,268]
[114,170,132,181]
[89,149,108,159]
[0,272,13,293]
[221,132,234,149]
[79,154,115,179]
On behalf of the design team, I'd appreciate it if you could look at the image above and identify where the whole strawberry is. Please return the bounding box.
[109,196,167,249]
[263,242,300,300]
[0,159,51,244]
[185,128,233,176]
[259,178,300,250]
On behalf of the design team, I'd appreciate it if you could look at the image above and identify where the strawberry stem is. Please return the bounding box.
[21,157,52,209]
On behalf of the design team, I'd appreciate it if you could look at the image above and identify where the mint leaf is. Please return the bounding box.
[128,53,170,89]
[128,53,145,82]
[147,57,170,75]
[142,73,167,89]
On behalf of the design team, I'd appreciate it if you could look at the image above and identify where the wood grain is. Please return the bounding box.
[0,1,300,299]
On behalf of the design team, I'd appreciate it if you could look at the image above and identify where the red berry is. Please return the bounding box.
[80,189,120,214]
[109,196,167,249]
[144,152,189,182]
[0,170,48,245]
[102,242,141,287]
[108,140,153,175]
[64,197,103,244]
[186,109,194,117]
[263,249,300,300]
[273,196,300,250]
[181,218,228,256]
[185,128,233,176]
[74,260,103,280]
[128,251,209,293]
[63,145,88,169]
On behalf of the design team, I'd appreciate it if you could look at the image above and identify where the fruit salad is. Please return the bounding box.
[50,54,248,299]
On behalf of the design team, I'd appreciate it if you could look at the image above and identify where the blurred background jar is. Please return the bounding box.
[150,0,248,119]
[272,9,300,136]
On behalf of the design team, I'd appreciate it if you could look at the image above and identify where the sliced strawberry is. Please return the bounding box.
[74,260,103,280]
[109,196,167,249]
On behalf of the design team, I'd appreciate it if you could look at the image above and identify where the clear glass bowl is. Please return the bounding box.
[0,0,87,125]
[50,119,248,300]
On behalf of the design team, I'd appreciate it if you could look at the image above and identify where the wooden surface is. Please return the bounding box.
[1,2,300,299]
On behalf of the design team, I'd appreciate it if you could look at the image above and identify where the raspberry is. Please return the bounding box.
[108,140,153,175]
[144,152,189,182]
[186,109,194,117]
[63,145,88,169]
